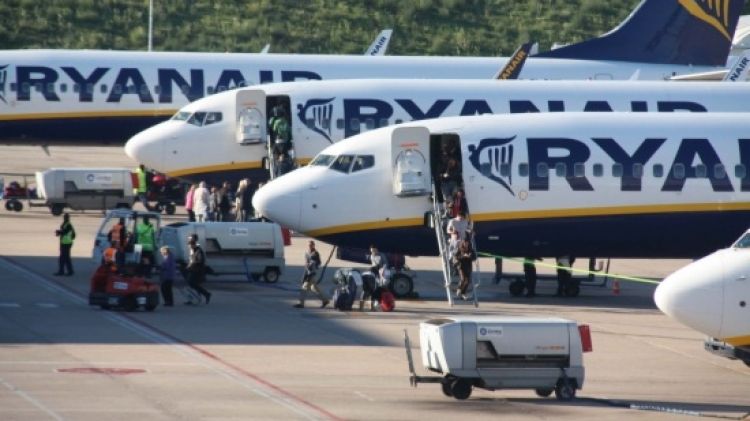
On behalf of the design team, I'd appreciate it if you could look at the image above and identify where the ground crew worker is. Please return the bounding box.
[556,256,574,297]
[136,216,156,277]
[134,164,150,210]
[107,217,127,268]
[54,213,75,276]
[102,241,121,272]
[294,240,329,308]
[523,257,538,298]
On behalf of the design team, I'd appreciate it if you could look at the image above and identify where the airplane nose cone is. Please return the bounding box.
[124,125,164,169]
[654,252,726,338]
[252,177,302,229]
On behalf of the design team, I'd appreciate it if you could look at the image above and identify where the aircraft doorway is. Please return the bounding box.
[266,95,295,178]
[430,133,465,210]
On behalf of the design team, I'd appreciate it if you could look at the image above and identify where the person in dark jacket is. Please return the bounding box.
[453,238,476,300]
[159,246,176,306]
[186,234,211,304]
[54,213,75,276]
[524,257,538,298]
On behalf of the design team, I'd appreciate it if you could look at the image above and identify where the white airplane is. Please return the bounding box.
[126,79,750,185]
[365,29,393,56]
[252,112,750,260]
[654,232,750,366]
[0,0,745,144]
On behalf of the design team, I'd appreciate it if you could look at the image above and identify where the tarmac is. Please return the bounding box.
[0,146,749,420]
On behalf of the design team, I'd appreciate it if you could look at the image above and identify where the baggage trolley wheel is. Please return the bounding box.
[450,378,472,400]
[50,204,64,216]
[509,278,525,297]
[144,303,157,311]
[554,378,576,401]
[441,379,453,397]
[535,388,553,398]
[165,203,176,215]
[263,267,280,283]
[565,283,580,297]
[4,201,12,211]
[11,200,22,212]
[389,273,413,298]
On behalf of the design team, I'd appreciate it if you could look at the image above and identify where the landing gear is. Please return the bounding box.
[389,273,414,298]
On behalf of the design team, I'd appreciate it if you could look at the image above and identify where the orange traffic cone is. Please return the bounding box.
[612,279,621,295]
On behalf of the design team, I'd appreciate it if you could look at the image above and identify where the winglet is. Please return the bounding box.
[494,42,534,80]
[723,50,750,81]
[365,29,393,56]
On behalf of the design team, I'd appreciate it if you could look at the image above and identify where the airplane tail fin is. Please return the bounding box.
[534,0,745,66]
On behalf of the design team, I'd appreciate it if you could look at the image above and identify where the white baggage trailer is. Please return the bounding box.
[404,316,591,401]
[36,168,134,215]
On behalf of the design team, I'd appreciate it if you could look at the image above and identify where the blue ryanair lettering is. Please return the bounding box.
[61,67,108,102]
[343,99,393,137]
[738,139,750,192]
[16,66,59,101]
[214,69,245,91]
[662,138,733,192]
[459,100,493,115]
[106,68,153,103]
[281,70,322,82]
[157,69,204,103]
[593,138,665,191]
[395,99,452,120]
[527,138,594,191]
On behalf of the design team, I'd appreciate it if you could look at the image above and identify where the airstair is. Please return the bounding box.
[431,183,480,308]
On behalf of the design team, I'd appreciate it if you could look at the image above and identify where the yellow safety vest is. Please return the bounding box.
[135,167,147,194]
[61,222,74,245]
[136,223,155,252]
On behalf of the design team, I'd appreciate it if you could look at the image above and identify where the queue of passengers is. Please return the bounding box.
[184,178,260,222]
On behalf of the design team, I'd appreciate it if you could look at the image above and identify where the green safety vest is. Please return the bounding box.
[135,167,147,194]
[136,223,155,252]
[61,222,74,245]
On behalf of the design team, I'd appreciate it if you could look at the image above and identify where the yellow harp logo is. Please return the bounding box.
[678,0,733,40]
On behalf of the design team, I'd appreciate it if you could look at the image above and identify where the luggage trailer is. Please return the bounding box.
[404,316,592,400]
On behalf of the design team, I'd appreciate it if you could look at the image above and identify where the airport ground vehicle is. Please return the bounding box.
[36,168,134,215]
[92,210,285,283]
[336,247,415,298]
[405,317,591,401]
[88,264,160,311]
[1,177,37,212]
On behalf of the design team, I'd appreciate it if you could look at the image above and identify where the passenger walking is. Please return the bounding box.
[451,189,469,218]
[54,213,75,276]
[367,244,389,285]
[192,181,210,222]
[446,211,471,240]
[159,246,175,306]
[218,181,232,221]
[440,158,460,206]
[136,216,156,277]
[453,238,476,299]
[208,186,219,221]
[294,241,329,308]
[185,183,196,222]
[235,179,247,222]
[186,234,211,304]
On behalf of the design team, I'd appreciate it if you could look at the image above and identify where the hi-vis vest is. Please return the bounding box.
[103,247,117,269]
[110,223,124,249]
[136,223,155,252]
[135,167,147,194]
[61,222,74,245]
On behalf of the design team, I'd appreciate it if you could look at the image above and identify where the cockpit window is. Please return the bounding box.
[734,233,750,249]
[204,112,222,125]
[187,112,207,126]
[172,111,191,121]
[330,155,355,173]
[351,155,375,172]
[310,154,335,166]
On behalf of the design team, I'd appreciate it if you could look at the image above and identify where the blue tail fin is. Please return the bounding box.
[534,0,744,66]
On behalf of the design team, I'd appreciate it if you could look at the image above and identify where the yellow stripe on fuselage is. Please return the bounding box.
[724,334,750,347]
[305,201,750,237]
[166,158,314,178]
[0,110,178,121]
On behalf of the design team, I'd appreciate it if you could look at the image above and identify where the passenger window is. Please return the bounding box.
[21,83,30,94]
[714,164,727,179]
[365,118,375,130]
[10,82,16,91]
[127,85,136,94]
[612,163,623,177]
[500,163,511,177]
[207,86,215,95]
[34,83,42,92]
[330,155,355,173]
[154,85,161,95]
[673,163,686,179]
[632,163,643,179]
[140,85,149,95]
[735,164,747,179]
[100,84,107,93]
[349,118,360,131]
[217,85,227,92]
[555,163,566,177]
[593,164,603,177]
[519,163,529,177]
[321,118,330,130]
[204,112,222,125]
[653,164,664,178]
[113,84,122,94]
[695,164,707,178]
[86,84,94,95]
[60,83,67,93]
[47,83,55,92]
[187,112,207,126]
[536,163,548,178]
[305,118,315,129]
[336,119,344,129]
[351,155,375,172]
[574,162,585,178]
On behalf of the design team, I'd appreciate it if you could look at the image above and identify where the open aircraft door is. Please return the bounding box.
[235,89,267,145]
[391,126,431,197]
